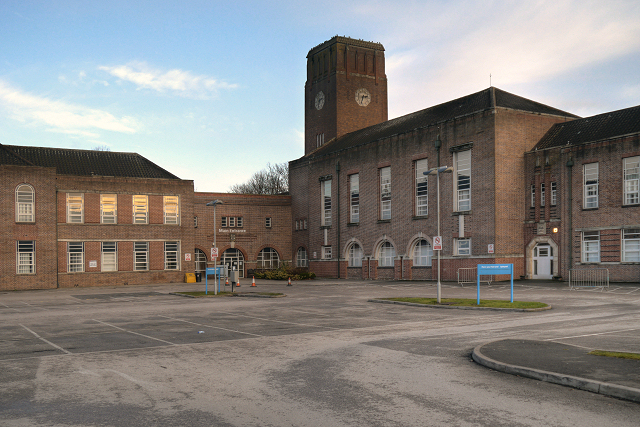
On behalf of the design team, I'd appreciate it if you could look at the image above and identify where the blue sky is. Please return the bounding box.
[1,1,639,192]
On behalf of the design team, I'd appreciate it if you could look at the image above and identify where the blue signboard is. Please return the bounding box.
[476,264,514,304]
[205,266,224,294]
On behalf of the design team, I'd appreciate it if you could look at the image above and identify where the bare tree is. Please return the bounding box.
[229,162,289,194]
[93,145,111,151]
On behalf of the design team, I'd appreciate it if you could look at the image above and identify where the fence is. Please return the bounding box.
[569,268,609,291]
[458,268,493,287]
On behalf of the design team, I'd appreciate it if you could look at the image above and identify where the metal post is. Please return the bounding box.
[436,167,441,303]
[206,200,223,295]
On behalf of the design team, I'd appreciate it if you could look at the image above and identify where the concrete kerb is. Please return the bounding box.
[368,299,552,312]
[472,341,640,404]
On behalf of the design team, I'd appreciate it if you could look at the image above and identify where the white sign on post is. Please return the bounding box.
[211,247,218,259]
[433,236,442,251]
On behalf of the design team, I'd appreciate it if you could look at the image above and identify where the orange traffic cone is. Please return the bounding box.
[236,278,240,287]
[225,277,229,287]
[251,276,257,287]
[287,277,292,286]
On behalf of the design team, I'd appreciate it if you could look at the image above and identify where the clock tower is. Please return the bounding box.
[305,36,388,155]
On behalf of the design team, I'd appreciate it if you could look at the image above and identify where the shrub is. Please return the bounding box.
[252,264,315,280]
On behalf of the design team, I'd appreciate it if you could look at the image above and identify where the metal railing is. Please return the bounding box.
[569,268,609,291]
[458,268,493,287]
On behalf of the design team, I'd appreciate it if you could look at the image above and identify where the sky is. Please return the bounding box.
[1,0,639,192]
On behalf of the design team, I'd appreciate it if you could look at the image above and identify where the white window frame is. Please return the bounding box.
[296,247,308,267]
[350,174,359,223]
[455,238,471,256]
[16,184,35,222]
[229,216,236,228]
[133,195,149,224]
[531,185,535,208]
[540,183,545,207]
[303,219,307,230]
[380,167,391,220]
[236,217,243,228]
[622,229,640,262]
[163,196,179,225]
[583,163,599,209]
[257,247,280,269]
[582,231,600,263]
[16,241,35,274]
[100,194,117,224]
[101,242,118,272]
[134,242,149,271]
[221,217,227,227]
[164,241,180,270]
[378,242,395,267]
[66,193,84,223]
[413,239,433,267]
[265,217,272,228]
[415,159,428,216]
[551,182,557,206]
[68,242,84,272]
[624,156,639,205]
[322,180,332,226]
[455,150,471,211]
[322,246,332,260]
[348,243,363,267]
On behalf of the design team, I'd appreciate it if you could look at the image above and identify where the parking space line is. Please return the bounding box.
[92,319,177,345]
[216,311,341,330]
[1,302,22,312]
[20,324,72,355]
[158,315,263,337]
[544,327,640,341]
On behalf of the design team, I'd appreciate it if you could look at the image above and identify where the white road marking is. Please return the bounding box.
[19,324,72,354]
[544,327,640,341]
[215,311,341,330]
[158,315,263,337]
[93,319,177,345]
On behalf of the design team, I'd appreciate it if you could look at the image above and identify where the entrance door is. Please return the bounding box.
[221,248,245,278]
[194,249,207,273]
[532,244,553,279]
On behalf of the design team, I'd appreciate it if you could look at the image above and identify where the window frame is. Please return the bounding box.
[16,241,35,274]
[380,167,391,220]
[540,183,545,207]
[413,239,433,267]
[582,231,600,263]
[100,194,117,224]
[583,163,599,209]
[265,217,272,228]
[15,184,35,223]
[132,195,149,224]
[101,242,118,272]
[622,229,640,262]
[623,156,639,205]
[66,193,84,223]
[531,185,535,208]
[322,246,332,260]
[321,180,332,226]
[257,247,280,269]
[296,247,308,267]
[163,195,180,225]
[455,238,471,256]
[164,241,180,270]
[415,159,429,216]
[348,243,363,267]
[551,182,557,206]
[455,150,471,212]
[350,174,359,223]
[378,241,395,267]
[134,242,149,271]
[67,242,84,273]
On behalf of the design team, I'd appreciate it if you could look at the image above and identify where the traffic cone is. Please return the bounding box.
[251,276,257,287]
[236,278,240,287]
[287,277,292,286]
[225,277,229,287]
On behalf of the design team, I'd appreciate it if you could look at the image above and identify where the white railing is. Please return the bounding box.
[458,268,493,287]
[569,268,609,291]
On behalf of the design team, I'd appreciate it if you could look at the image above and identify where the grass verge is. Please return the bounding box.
[174,291,284,298]
[382,297,547,309]
[589,350,640,361]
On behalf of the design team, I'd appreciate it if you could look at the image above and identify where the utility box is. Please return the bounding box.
[229,270,239,284]
[184,273,196,283]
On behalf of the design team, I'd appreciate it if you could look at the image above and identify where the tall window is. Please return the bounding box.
[583,163,599,209]
[265,217,272,228]
[101,242,117,272]
[380,167,391,220]
[257,247,280,269]
[348,243,363,267]
[134,242,149,270]
[133,195,149,224]
[378,242,395,267]
[413,239,433,266]
[624,156,639,205]
[322,246,332,259]
[415,159,428,216]
[100,194,117,224]
[322,180,332,226]
[551,182,557,206]
[455,238,471,256]
[296,247,308,267]
[455,150,471,211]
[582,231,600,262]
[66,193,84,223]
[163,196,179,224]
[68,242,84,272]
[16,241,35,274]
[164,241,179,270]
[622,229,640,262]
[530,185,535,208]
[15,184,35,222]
[540,183,546,207]
[350,174,359,223]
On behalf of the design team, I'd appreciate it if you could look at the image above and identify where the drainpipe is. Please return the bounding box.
[335,161,341,279]
[566,157,574,273]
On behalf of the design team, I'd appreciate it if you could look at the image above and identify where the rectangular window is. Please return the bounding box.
[229,216,236,228]
[582,231,600,262]
[221,216,227,227]
[415,159,429,216]
[531,185,536,208]
[350,174,360,223]
[100,194,117,224]
[583,163,599,209]
[303,219,307,230]
[16,185,35,222]
[322,246,332,259]
[551,182,557,206]
[380,167,391,220]
[164,241,179,270]
[622,229,640,262]
[132,195,149,224]
[16,241,35,274]
[66,193,84,223]
[265,217,272,228]
[236,217,243,228]
[455,151,471,211]
[163,196,179,224]
[540,183,545,207]
[101,242,117,272]
[134,242,149,271]
[322,180,332,226]
[68,242,84,272]
[456,238,471,256]
[624,156,639,205]
[194,216,198,228]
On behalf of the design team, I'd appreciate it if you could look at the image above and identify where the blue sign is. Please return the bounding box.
[477,263,514,304]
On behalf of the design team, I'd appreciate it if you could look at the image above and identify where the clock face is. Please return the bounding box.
[315,91,325,110]
[355,88,371,107]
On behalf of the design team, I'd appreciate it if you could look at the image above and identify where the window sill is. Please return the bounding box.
[412,215,428,220]
[452,210,472,216]
[377,266,394,269]
[411,266,432,269]
[347,222,359,227]
[15,221,36,224]
[320,225,331,229]
[377,219,391,224]
[622,204,639,208]
[582,207,598,211]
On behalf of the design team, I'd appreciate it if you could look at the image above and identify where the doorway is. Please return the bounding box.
[221,248,245,278]
[532,244,553,279]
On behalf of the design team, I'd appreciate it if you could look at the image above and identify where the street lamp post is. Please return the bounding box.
[206,200,223,295]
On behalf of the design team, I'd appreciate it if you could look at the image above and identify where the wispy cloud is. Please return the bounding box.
[98,62,237,99]
[0,80,139,138]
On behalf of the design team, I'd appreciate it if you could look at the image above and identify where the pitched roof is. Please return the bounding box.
[533,105,640,150]
[0,144,180,179]
[299,87,578,161]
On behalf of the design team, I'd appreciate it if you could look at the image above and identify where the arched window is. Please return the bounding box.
[15,184,35,222]
[257,248,280,269]
[348,243,362,267]
[222,248,245,278]
[194,249,207,273]
[296,247,308,267]
[378,242,395,267]
[413,239,433,267]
